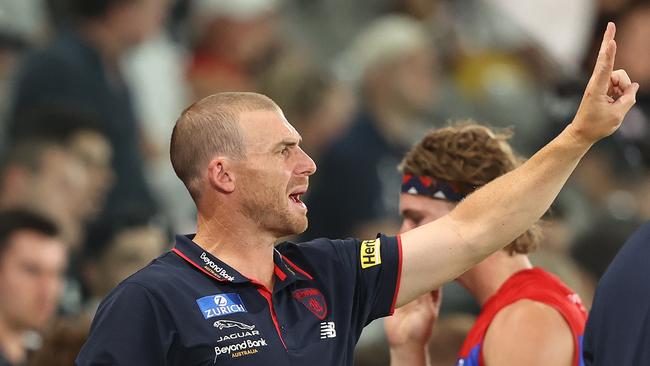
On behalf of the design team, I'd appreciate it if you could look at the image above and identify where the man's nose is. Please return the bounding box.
[297,148,317,176]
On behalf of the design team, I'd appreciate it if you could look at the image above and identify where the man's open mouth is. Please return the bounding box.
[289,189,307,210]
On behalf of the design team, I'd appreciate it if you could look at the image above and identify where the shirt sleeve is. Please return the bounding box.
[303,234,403,325]
[76,282,176,366]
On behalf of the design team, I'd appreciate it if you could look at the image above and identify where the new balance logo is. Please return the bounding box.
[320,322,336,339]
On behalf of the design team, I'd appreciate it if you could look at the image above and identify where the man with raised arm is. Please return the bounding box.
[77,23,637,365]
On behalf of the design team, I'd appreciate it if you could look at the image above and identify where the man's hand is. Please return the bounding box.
[569,22,639,146]
[395,22,639,308]
[385,290,442,366]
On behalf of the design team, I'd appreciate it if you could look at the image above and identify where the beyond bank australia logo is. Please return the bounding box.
[200,252,236,281]
[197,293,247,319]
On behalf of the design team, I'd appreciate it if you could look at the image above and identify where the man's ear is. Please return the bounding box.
[207,158,236,193]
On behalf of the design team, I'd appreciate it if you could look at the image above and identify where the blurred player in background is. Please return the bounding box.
[386,123,587,366]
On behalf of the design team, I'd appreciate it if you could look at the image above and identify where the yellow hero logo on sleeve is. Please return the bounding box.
[360,239,381,269]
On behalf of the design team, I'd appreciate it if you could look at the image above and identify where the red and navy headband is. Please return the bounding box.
[401,174,476,202]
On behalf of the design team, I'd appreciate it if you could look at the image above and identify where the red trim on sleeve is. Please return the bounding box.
[389,235,403,315]
[171,248,229,282]
[256,288,287,350]
[281,255,314,280]
[274,264,287,281]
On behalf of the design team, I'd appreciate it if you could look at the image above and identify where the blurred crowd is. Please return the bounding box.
[0,0,648,365]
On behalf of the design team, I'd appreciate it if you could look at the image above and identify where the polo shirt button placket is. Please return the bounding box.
[254,284,288,351]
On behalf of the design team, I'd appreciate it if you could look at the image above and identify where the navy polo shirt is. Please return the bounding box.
[76,234,402,365]
[582,221,650,365]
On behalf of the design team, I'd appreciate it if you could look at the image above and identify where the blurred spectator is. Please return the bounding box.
[613,3,650,167]
[8,0,171,219]
[27,316,90,366]
[124,31,194,232]
[607,4,650,88]
[579,1,650,168]
[305,15,438,240]
[0,209,67,366]
[0,28,27,148]
[0,0,48,44]
[261,52,355,163]
[0,139,88,248]
[11,107,114,224]
[391,0,457,67]
[282,0,394,61]
[80,210,167,315]
[7,107,117,315]
[187,0,282,99]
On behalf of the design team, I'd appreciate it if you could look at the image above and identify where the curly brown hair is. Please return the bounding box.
[399,121,541,255]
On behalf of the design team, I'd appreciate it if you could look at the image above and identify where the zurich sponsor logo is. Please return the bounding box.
[200,252,236,281]
[197,293,247,319]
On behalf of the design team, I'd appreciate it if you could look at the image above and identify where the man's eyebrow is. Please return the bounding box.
[273,138,302,149]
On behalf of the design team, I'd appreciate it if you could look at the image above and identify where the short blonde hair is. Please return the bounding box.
[170,92,279,201]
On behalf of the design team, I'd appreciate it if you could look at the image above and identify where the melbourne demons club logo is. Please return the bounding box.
[293,288,327,320]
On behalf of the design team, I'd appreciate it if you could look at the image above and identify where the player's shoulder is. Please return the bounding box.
[595,221,650,300]
[483,299,575,365]
[118,251,187,293]
[495,299,565,325]
[624,220,650,251]
[634,220,650,235]
[488,299,574,342]
[278,237,358,262]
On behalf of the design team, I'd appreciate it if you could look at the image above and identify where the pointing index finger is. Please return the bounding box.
[591,22,617,92]
[599,22,616,53]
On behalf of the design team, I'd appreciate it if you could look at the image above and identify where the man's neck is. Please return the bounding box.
[0,318,26,365]
[458,253,533,306]
[194,215,277,290]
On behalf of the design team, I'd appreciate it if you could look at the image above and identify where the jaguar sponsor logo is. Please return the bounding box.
[213,320,255,331]
[213,320,261,343]
[216,330,261,343]
[213,319,262,344]
[200,252,235,281]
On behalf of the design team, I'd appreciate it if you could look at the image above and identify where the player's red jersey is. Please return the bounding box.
[456,268,587,366]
